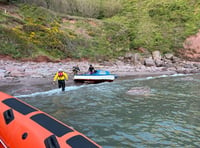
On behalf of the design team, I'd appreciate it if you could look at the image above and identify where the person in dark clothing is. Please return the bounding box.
[72,65,80,75]
[88,65,95,74]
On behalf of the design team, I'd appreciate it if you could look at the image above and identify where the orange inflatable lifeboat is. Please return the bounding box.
[0,92,101,148]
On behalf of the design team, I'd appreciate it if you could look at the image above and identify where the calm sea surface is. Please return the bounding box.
[15,74,200,147]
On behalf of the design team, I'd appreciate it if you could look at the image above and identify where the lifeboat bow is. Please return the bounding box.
[0,92,101,148]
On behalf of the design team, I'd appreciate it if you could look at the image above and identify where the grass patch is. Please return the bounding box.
[0,1,200,61]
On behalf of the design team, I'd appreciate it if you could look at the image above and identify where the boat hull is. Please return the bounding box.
[74,75,115,83]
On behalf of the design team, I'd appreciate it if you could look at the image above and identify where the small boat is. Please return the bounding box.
[73,70,117,83]
[0,92,101,148]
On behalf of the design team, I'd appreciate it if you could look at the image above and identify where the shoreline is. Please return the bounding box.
[0,70,176,96]
[0,71,175,97]
[0,59,199,96]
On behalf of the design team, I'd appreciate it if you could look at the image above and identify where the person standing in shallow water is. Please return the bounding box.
[53,69,68,91]
[72,65,80,75]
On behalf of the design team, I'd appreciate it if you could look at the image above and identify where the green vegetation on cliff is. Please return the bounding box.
[0,0,200,61]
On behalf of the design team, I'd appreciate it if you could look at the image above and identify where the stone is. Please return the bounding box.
[131,53,141,65]
[144,58,155,66]
[155,59,163,67]
[152,50,162,60]
[164,53,173,60]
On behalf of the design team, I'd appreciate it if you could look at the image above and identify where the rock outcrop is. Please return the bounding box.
[181,30,200,61]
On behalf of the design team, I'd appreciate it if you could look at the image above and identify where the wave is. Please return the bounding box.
[15,85,87,98]
[135,73,188,81]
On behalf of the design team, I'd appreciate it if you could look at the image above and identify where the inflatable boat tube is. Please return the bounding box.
[0,92,101,148]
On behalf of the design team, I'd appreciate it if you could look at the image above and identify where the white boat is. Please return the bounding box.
[74,70,117,83]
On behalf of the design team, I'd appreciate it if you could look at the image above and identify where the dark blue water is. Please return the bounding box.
[16,74,200,147]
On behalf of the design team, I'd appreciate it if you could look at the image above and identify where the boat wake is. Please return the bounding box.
[137,73,187,80]
[15,85,87,98]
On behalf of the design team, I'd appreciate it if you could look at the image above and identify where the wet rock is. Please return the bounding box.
[172,56,181,63]
[164,53,173,60]
[190,69,200,73]
[126,87,151,96]
[193,63,200,69]
[155,59,163,67]
[0,69,5,79]
[183,64,193,69]
[144,58,155,66]
[175,66,186,73]
[166,67,177,72]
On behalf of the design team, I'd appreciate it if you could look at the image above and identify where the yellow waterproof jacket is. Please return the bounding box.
[53,71,68,81]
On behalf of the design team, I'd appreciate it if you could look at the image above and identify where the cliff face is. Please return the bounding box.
[181,30,200,61]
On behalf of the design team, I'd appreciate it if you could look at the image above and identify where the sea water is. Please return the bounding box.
[16,74,200,147]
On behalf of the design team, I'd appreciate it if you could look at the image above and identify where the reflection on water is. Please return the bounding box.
[18,74,200,147]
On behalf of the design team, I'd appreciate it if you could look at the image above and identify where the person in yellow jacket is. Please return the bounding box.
[53,69,68,91]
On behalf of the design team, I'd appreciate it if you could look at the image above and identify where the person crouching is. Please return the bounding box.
[53,69,68,91]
